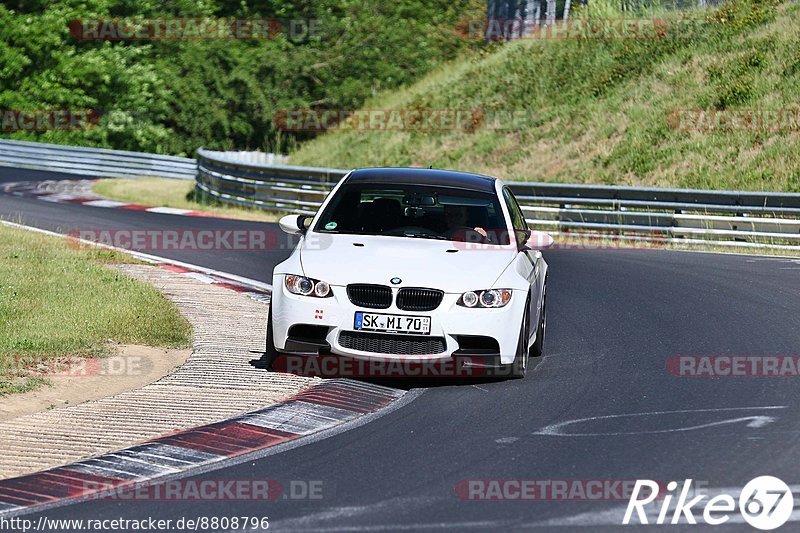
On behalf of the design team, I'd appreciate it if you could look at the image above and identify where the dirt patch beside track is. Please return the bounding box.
[0,344,191,421]
[0,264,318,479]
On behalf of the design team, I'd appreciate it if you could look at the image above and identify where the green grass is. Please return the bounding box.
[289,0,799,192]
[92,178,282,222]
[0,224,192,395]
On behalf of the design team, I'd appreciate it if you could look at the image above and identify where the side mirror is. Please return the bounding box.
[528,230,554,249]
[279,214,311,235]
[518,229,554,250]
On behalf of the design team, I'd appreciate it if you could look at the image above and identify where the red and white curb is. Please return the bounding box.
[0,221,409,516]
[1,180,223,219]
[0,379,404,515]
[158,264,271,302]
[2,180,277,301]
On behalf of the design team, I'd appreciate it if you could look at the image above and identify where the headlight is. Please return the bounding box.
[461,291,479,308]
[457,289,512,308]
[285,274,332,298]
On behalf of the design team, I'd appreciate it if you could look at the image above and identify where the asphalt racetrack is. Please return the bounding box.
[3,167,800,531]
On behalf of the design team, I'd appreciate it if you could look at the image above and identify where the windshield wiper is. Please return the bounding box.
[400,232,448,240]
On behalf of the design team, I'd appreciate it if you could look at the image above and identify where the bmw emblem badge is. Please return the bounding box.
[390,277,402,285]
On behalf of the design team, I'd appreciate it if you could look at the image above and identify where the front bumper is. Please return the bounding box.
[271,276,526,365]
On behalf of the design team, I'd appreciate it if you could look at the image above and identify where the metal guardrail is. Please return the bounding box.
[196,148,345,213]
[5,140,795,250]
[197,148,800,250]
[0,139,196,180]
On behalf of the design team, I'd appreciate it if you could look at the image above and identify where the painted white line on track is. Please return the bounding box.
[184,272,218,284]
[38,193,79,202]
[82,199,130,208]
[531,406,787,437]
[146,206,194,215]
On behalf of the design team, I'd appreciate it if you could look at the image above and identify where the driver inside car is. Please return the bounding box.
[443,204,488,240]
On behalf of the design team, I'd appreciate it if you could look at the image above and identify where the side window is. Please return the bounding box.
[502,187,529,246]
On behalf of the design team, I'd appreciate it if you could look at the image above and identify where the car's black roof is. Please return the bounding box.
[345,167,497,193]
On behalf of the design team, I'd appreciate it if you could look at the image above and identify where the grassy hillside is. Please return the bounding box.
[290,0,800,192]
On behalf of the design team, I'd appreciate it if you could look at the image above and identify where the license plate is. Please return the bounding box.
[354,312,431,335]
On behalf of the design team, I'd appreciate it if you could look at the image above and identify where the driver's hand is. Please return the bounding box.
[474,227,488,238]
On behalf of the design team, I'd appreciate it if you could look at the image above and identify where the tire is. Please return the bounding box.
[263,306,279,369]
[529,284,546,358]
[509,305,530,379]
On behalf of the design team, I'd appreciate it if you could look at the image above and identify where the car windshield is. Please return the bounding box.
[313,183,510,244]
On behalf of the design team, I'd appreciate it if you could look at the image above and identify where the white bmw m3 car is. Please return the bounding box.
[265,168,552,378]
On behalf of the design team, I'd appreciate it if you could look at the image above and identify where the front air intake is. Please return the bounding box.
[339,331,446,355]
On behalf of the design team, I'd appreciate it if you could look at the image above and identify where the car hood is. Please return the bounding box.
[298,233,517,293]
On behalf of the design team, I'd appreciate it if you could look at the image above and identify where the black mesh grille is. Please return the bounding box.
[346,284,392,309]
[396,288,444,311]
[339,331,446,355]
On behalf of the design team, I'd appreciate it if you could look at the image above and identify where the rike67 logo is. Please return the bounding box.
[623,477,794,530]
